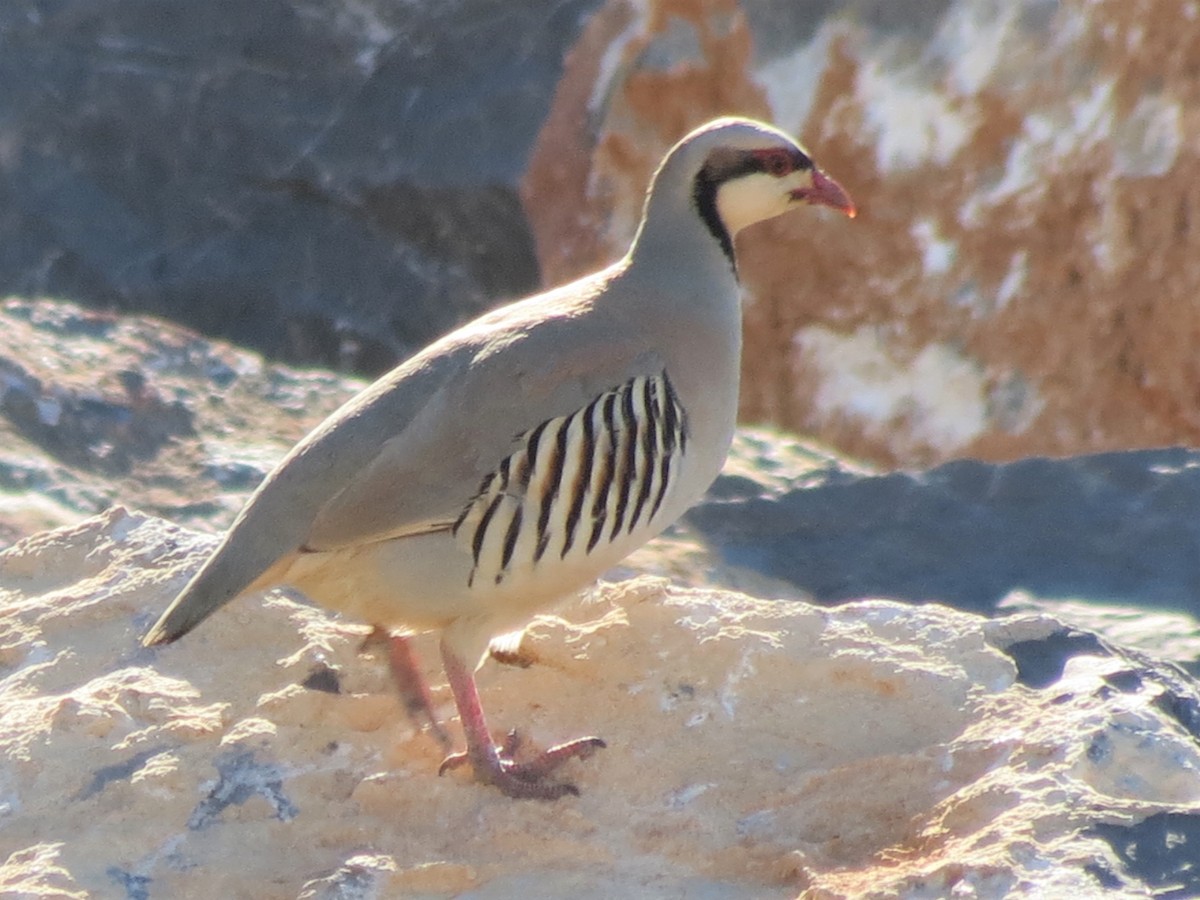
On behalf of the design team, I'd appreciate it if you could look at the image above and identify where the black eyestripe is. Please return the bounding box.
[693,167,736,274]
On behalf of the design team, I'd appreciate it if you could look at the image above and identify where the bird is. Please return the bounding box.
[143,116,856,799]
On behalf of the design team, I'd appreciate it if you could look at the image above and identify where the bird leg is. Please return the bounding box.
[362,628,452,751]
[437,635,605,800]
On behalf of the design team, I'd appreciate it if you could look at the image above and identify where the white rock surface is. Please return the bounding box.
[2,509,1199,898]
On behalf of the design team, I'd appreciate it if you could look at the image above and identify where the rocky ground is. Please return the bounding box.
[3,508,1200,898]
[0,296,357,545]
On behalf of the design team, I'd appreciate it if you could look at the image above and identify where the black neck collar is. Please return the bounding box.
[692,169,738,279]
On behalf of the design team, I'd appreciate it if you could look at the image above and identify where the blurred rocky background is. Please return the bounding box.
[526,0,1200,466]
[2,0,1197,468]
[0,0,599,372]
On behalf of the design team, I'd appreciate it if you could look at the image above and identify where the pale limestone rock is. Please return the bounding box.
[2,509,1198,898]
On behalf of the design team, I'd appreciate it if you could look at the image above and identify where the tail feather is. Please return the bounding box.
[143,541,291,646]
[142,575,236,646]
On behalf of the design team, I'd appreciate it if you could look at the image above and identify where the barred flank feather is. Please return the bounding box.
[453,371,688,588]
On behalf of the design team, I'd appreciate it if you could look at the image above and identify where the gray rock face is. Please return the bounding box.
[0,296,361,542]
[0,0,599,372]
[689,445,1200,624]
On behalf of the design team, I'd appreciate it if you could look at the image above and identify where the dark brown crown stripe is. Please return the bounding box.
[458,371,688,588]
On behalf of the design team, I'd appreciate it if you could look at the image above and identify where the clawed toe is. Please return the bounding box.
[437,749,471,776]
[438,729,606,799]
[438,637,605,799]
[503,731,607,780]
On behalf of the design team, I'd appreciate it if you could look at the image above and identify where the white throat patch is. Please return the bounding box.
[715,170,812,235]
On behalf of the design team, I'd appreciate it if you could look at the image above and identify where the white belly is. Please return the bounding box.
[279,475,689,635]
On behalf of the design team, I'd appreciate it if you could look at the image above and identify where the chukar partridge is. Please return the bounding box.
[144,117,856,799]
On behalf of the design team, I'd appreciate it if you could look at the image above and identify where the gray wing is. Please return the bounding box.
[301,306,664,552]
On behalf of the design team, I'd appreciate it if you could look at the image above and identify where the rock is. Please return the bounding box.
[0,0,601,373]
[2,508,1200,897]
[682,439,1200,673]
[0,296,361,537]
[10,0,1197,465]
[687,443,1200,618]
[0,334,194,478]
[524,0,1200,465]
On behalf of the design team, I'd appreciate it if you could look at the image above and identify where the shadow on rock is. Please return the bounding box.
[686,446,1200,618]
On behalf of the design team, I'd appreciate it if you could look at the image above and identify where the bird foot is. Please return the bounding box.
[438,729,606,800]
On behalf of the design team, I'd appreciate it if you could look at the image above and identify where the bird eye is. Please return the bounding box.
[759,150,792,177]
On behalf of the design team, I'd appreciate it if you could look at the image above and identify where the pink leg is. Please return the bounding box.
[437,634,605,799]
[363,628,451,751]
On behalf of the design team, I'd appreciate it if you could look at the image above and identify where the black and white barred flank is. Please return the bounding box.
[452,370,689,587]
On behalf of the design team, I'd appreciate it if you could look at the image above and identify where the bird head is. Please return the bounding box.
[635,117,855,274]
[687,117,855,234]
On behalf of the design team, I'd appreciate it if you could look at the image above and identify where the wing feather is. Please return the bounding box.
[298,284,661,553]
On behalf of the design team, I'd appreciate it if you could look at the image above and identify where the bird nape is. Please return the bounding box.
[143,116,855,800]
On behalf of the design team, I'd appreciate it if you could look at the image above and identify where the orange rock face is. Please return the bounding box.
[524,0,1200,466]
[523,0,771,282]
